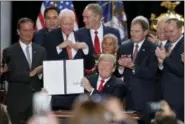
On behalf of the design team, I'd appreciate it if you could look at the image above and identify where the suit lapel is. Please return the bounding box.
[128,40,134,56]
[135,40,148,65]
[170,36,184,56]
[86,29,95,54]
[31,43,38,69]
[90,74,99,89]
[17,43,30,69]
[73,32,79,59]
[102,76,114,92]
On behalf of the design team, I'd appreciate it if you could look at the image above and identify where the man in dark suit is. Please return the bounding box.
[2,18,46,124]
[148,17,169,101]
[117,16,158,120]
[42,9,89,110]
[155,18,184,121]
[42,9,88,61]
[76,3,122,72]
[33,6,60,45]
[81,54,126,102]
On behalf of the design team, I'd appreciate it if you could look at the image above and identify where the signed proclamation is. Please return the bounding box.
[43,59,84,95]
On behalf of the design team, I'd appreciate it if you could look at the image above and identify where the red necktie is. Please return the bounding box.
[66,34,72,59]
[98,79,105,91]
[133,44,139,62]
[94,31,101,55]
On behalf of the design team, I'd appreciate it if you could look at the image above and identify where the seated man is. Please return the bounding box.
[81,54,127,102]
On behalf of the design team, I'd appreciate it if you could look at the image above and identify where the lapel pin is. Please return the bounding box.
[142,49,145,51]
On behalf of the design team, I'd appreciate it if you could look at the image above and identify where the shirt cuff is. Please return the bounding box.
[56,46,62,54]
[82,46,89,55]
[158,63,164,70]
[90,88,94,96]
[38,73,42,79]
[118,66,125,74]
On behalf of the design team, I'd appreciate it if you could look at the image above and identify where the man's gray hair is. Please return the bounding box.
[86,3,102,17]
[103,33,118,48]
[131,15,149,31]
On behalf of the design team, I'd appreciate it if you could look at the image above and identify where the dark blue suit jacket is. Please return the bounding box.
[160,36,184,120]
[87,73,127,102]
[42,28,86,110]
[76,26,121,69]
[117,39,158,114]
[33,27,49,45]
[42,28,85,60]
[3,43,46,112]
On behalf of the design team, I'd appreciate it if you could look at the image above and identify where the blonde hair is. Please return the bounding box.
[98,54,116,67]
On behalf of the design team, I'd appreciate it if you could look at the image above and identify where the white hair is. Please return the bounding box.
[59,8,75,21]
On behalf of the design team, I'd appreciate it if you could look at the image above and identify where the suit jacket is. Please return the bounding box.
[33,27,49,45]
[87,73,127,102]
[76,26,121,69]
[2,42,46,112]
[160,36,184,120]
[117,39,158,113]
[42,28,85,60]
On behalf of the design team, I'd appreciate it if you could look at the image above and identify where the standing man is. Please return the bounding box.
[34,6,60,45]
[155,18,184,121]
[2,17,47,124]
[117,16,158,120]
[43,8,88,61]
[42,9,88,110]
[77,3,121,73]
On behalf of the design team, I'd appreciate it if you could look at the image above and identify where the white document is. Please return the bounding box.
[43,61,65,95]
[43,60,84,95]
[66,59,84,94]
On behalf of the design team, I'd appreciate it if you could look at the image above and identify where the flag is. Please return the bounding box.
[98,1,128,41]
[35,1,78,30]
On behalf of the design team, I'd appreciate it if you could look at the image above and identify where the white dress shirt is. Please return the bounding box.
[19,40,32,64]
[56,31,89,58]
[90,76,111,95]
[90,23,104,52]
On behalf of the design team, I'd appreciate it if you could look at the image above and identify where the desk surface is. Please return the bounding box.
[54,110,140,120]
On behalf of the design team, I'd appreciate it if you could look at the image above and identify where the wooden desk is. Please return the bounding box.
[55,111,73,118]
[54,110,140,120]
